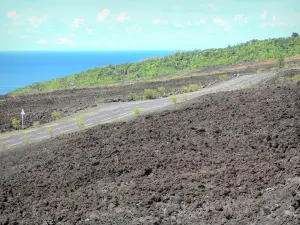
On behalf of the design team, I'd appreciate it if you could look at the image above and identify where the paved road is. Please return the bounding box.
[0,73,274,151]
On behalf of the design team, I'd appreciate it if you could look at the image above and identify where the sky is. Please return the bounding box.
[0,0,300,51]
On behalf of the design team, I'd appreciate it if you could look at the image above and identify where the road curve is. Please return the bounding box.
[0,73,274,151]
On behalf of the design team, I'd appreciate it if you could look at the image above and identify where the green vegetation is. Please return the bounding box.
[33,121,40,127]
[76,118,85,128]
[188,84,199,92]
[182,84,199,92]
[51,111,61,120]
[47,128,54,137]
[182,93,188,100]
[281,74,300,82]
[157,86,166,97]
[277,55,285,68]
[182,86,189,92]
[257,68,267,74]
[0,141,7,150]
[11,118,21,130]
[133,107,141,116]
[23,134,30,144]
[170,96,179,104]
[219,74,228,80]
[9,36,300,95]
[144,89,157,99]
[127,93,139,101]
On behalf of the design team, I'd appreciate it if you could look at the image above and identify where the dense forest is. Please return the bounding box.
[9,35,300,95]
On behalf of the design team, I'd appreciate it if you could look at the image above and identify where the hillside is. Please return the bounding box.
[1,73,299,224]
[9,36,300,95]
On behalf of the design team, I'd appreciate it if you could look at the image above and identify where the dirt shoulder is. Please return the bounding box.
[1,76,299,224]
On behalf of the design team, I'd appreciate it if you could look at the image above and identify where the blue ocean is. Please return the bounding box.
[0,51,175,95]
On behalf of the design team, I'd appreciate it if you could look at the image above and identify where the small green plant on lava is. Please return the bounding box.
[144,89,157,99]
[47,128,54,137]
[133,107,141,116]
[182,93,188,100]
[170,96,179,104]
[33,121,40,127]
[23,134,30,144]
[157,86,166,97]
[11,118,21,130]
[51,111,61,120]
[0,141,7,150]
[76,118,85,128]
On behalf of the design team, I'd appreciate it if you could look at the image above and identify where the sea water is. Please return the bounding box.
[0,51,174,95]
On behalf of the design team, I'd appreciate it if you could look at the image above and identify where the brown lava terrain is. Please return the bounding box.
[0,71,299,224]
[1,56,299,133]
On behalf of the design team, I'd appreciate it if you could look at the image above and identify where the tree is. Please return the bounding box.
[292,32,299,38]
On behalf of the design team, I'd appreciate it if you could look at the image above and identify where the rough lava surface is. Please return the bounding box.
[0,79,300,224]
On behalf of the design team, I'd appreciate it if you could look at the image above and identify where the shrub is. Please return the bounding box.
[47,128,54,137]
[23,134,30,144]
[182,86,189,93]
[51,111,61,120]
[144,89,156,99]
[189,84,199,92]
[277,55,285,68]
[76,119,85,128]
[170,96,178,104]
[182,93,188,100]
[11,117,21,129]
[270,67,278,73]
[33,121,40,127]
[128,93,138,101]
[257,68,266,74]
[219,74,228,80]
[0,141,6,150]
[133,107,141,116]
[157,86,166,97]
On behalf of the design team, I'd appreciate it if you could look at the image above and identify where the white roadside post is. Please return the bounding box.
[21,109,25,129]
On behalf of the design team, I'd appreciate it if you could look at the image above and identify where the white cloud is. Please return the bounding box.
[56,37,72,45]
[208,3,216,10]
[213,18,225,26]
[126,24,142,32]
[97,9,110,21]
[7,11,17,19]
[261,10,268,19]
[235,14,244,20]
[71,18,84,28]
[186,21,193,26]
[87,28,94,35]
[152,19,168,25]
[195,20,205,26]
[272,16,276,21]
[224,27,231,32]
[4,21,22,27]
[37,39,48,45]
[174,23,184,28]
[153,19,160,25]
[235,14,248,24]
[116,12,130,22]
[28,16,46,28]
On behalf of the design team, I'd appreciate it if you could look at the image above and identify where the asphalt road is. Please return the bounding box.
[0,73,274,151]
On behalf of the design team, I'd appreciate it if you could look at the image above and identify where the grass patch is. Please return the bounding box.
[182,93,188,100]
[133,107,141,116]
[170,96,179,104]
[144,89,157,99]
[51,111,61,120]
[76,118,85,128]
[33,121,40,127]
[157,86,166,97]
